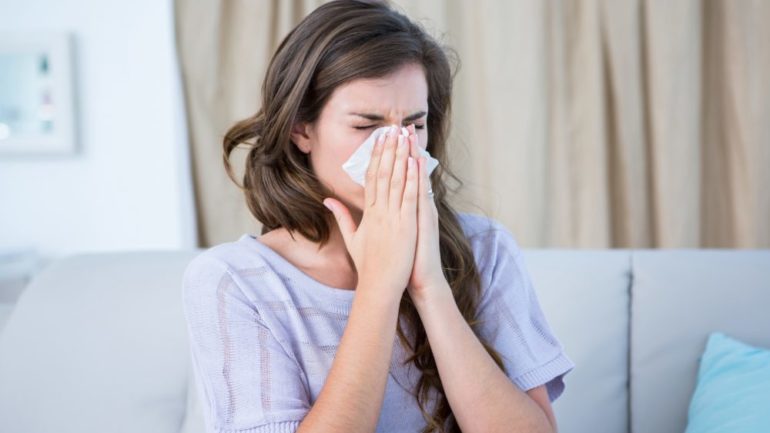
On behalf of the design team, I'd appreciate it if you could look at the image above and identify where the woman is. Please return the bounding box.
[181,1,575,432]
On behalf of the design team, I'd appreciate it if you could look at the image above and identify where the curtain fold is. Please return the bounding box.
[175,0,769,248]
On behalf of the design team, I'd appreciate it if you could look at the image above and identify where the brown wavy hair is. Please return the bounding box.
[222,1,505,431]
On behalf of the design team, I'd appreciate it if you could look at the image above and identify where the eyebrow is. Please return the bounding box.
[348,111,427,122]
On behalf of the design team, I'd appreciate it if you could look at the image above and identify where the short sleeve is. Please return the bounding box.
[473,223,575,403]
[181,254,310,432]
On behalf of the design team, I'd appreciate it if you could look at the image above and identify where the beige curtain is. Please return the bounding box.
[175,0,770,248]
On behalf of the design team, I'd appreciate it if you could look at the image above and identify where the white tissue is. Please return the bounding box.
[342,125,440,187]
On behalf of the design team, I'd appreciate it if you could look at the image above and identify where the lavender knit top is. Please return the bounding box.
[181,212,575,433]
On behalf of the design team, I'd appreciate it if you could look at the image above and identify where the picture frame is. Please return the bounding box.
[0,32,77,156]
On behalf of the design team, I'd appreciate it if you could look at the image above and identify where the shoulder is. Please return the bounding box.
[456,211,513,239]
[184,234,266,274]
[454,211,528,294]
[181,234,275,298]
[455,211,522,258]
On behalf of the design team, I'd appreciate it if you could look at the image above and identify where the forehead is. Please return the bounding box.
[326,63,428,117]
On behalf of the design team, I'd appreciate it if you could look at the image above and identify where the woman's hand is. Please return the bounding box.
[323,125,419,301]
[404,124,448,302]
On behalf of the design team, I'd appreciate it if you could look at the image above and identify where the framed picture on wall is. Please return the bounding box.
[0,32,77,156]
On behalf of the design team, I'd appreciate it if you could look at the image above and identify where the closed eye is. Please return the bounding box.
[353,124,425,130]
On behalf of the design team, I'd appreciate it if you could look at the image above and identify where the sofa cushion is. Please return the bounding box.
[630,250,770,433]
[523,250,631,433]
[0,251,199,433]
[684,332,770,433]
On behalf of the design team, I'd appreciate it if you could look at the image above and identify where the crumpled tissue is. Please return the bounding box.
[342,125,439,188]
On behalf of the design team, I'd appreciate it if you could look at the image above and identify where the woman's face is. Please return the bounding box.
[291,62,429,215]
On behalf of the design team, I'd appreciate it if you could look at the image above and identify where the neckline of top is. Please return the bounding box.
[238,233,357,302]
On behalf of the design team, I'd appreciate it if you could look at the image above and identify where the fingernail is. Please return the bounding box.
[323,200,333,212]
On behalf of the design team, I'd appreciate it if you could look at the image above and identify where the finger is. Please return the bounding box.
[407,131,420,188]
[364,132,386,207]
[376,125,398,208]
[389,133,409,209]
[402,153,418,217]
[408,129,419,159]
[407,123,416,136]
[323,198,356,247]
[411,127,432,203]
[407,132,422,204]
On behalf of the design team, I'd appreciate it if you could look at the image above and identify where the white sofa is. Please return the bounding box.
[0,248,768,433]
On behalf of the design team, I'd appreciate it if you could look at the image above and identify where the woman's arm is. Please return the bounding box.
[413,283,556,433]
[296,284,401,433]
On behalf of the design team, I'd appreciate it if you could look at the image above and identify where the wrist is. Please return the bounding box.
[411,280,454,311]
[354,280,404,307]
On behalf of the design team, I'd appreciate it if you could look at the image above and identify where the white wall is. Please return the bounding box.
[0,0,197,267]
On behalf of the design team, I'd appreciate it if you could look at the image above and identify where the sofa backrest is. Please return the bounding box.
[0,251,200,433]
[524,250,632,433]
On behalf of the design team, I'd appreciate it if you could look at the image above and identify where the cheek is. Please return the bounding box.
[314,134,363,184]
[316,129,359,165]
[339,136,365,168]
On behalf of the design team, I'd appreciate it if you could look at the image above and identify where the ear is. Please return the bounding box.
[290,121,313,154]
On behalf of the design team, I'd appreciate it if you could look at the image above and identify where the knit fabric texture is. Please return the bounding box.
[181,212,575,432]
